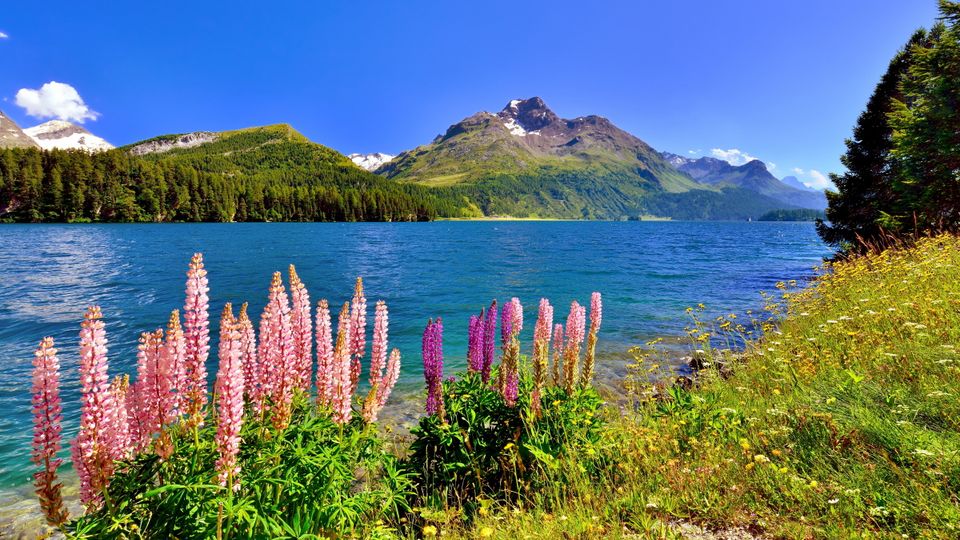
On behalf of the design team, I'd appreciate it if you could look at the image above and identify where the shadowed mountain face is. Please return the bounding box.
[662,153,828,210]
[0,110,39,149]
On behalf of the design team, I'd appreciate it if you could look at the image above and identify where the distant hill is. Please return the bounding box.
[661,153,828,210]
[1,124,464,222]
[377,97,796,220]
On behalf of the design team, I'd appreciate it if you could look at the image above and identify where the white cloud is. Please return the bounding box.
[806,170,832,190]
[687,149,701,155]
[15,81,99,123]
[710,148,759,166]
[0,31,8,39]
[788,167,834,190]
[710,148,777,171]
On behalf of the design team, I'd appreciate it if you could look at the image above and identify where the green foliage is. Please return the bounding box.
[0,127,471,223]
[407,370,606,511]
[757,208,825,221]
[67,395,413,539]
[820,2,960,251]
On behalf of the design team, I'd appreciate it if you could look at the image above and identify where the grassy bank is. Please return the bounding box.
[443,235,960,539]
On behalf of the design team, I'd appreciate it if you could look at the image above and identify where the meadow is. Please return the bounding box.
[26,235,960,538]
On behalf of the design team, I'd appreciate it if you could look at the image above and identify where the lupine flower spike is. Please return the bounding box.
[106,375,132,461]
[580,292,603,387]
[289,265,313,392]
[31,337,68,526]
[215,307,245,491]
[264,272,296,430]
[315,299,334,407]
[499,299,523,406]
[551,323,564,386]
[482,301,497,383]
[562,301,587,394]
[183,253,210,425]
[467,311,484,374]
[376,348,402,413]
[164,310,186,418]
[72,306,115,510]
[349,277,367,395]
[422,318,445,418]
[237,304,259,410]
[331,302,354,424]
[363,300,391,423]
[531,299,553,414]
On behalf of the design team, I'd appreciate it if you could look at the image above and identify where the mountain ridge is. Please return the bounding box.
[661,152,827,210]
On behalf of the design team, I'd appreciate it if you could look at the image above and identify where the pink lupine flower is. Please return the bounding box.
[580,292,603,387]
[348,277,366,395]
[237,304,259,408]
[183,253,210,423]
[369,301,388,387]
[551,323,564,386]
[362,301,395,423]
[256,309,273,416]
[215,309,245,490]
[510,297,523,336]
[331,302,354,424]
[289,265,313,392]
[106,375,132,461]
[531,299,553,414]
[73,306,114,510]
[164,310,187,418]
[264,272,296,430]
[376,348,401,411]
[315,299,334,407]
[562,301,587,393]
[131,329,167,452]
[31,337,68,526]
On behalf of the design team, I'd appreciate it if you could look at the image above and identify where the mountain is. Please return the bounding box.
[349,152,394,171]
[377,97,792,219]
[0,110,40,149]
[23,120,114,151]
[661,153,827,210]
[380,97,701,191]
[780,175,818,192]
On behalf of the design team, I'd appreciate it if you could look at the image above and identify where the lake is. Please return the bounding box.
[0,221,828,492]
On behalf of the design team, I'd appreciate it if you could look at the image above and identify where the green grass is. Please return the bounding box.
[439,235,960,539]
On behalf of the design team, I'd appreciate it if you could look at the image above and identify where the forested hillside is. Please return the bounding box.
[0,126,469,222]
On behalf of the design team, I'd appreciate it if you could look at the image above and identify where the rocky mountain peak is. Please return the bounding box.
[499,97,560,132]
[0,110,40,149]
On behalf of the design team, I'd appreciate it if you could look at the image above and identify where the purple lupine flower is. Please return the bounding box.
[500,301,513,347]
[467,312,484,374]
[482,301,497,383]
[422,318,444,417]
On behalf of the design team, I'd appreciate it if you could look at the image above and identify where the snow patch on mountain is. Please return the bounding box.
[348,152,395,171]
[24,120,113,152]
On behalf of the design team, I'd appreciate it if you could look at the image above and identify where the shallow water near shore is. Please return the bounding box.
[0,221,827,529]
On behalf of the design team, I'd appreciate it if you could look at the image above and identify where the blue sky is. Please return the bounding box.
[0,0,940,188]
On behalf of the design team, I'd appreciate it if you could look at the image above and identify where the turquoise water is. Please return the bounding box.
[0,221,828,488]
